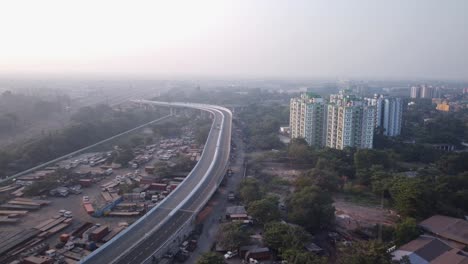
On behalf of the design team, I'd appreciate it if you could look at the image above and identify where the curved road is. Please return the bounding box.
[81,101,232,264]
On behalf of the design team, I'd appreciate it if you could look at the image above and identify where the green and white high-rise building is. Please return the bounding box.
[326,90,375,149]
[290,90,375,150]
[290,92,327,147]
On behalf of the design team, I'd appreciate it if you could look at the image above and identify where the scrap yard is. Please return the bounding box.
[0,112,209,263]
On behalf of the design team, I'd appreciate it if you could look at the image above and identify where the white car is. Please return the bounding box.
[224,251,237,259]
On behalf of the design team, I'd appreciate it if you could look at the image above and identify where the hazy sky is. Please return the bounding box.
[1,0,467,80]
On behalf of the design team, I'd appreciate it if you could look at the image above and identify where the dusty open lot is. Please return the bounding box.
[334,196,399,231]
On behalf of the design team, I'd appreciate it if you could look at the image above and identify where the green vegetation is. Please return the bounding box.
[196,252,225,264]
[402,98,467,146]
[217,222,251,250]
[394,218,422,246]
[0,91,69,135]
[113,145,135,167]
[238,103,288,151]
[288,138,314,163]
[0,104,164,179]
[247,196,281,225]
[263,221,308,252]
[281,249,328,264]
[286,135,468,219]
[151,161,171,178]
[287,186,335,232]
[238,178,263,205]
[338,240,393,264]
[171,155,196,172]
[23,173,62,196]
[264,222,327,264]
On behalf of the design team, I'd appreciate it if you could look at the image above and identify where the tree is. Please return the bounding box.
[389,177,435,218]
[247,196,281,225]
[315,148,355,178]
[263,222,308,251]
[288,138,313,163]
[437,152,468,175]
[250,133,284,150]
[172,156,196,172]
[153,161,170,178]
[354,149,391,172]
[217,222,251,250]
[281,249,327,264]
[196,252,225,264]
[287,186,335,232]
[238,178,262,205]
[300,168,340,192]
[395,218,422,246]
[338,240,393,264]
[114,146,134,167]
[370,167,393,195]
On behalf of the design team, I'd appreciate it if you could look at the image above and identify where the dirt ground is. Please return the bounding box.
[333,196,399,231]
[261,165,304,183]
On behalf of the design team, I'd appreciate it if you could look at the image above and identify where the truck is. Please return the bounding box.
[79,179,93,187]
[83,203,95,214]
[245,248,271,261]
[89,225,109,242]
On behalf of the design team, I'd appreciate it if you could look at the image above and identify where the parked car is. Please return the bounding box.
[224,251,237,259]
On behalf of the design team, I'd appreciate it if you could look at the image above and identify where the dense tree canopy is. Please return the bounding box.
[247,196,281,225]
[238,178,263,205]
[263,222,308,251]
[217,222,251,250]
[395,218,422,246]
[238,103,288,151]
[288,138,314,163]
[287,186,335,232]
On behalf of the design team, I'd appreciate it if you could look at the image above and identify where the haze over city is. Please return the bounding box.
[0,1,467,264]
[1,0,467,80]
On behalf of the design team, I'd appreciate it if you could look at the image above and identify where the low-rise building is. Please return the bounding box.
[419,215,468,248]
[392,235,468,264]
[392,235,453,263]
[225,206,248,220]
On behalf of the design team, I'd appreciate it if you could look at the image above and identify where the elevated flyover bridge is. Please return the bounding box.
[81,101,232,264]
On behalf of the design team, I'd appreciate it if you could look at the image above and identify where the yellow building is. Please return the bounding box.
[436,102,450,112]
